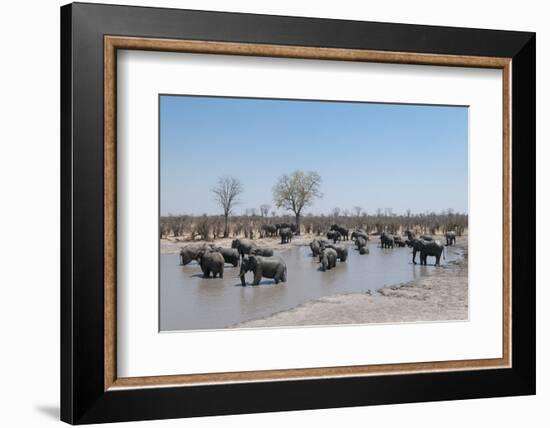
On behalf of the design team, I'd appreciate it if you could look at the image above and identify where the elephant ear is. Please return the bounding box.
[249,255,258,269]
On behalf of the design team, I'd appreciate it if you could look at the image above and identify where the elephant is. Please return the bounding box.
[211,247,240,267]
[250,246,274,257]
[380,232,395,248]
[393,236,405,247]
[359,246,370,255]
[326,230,341,243]
[196,249,225,278]
[355,236,367,251]
[419,235,434,241]
[310,239,322,257]
[351,229,369,242]
[276,223,296,235]
[325,244,348,262]
[412,239,445,266]
[446,231,457,246]
[179,243,213,265]
[231,239,257,257]
[319,248,337,271]
[279,227,293,244]
[261,224,277,237]
[330,224,349,240]
[405,239,414,248]
[239,255,287,286]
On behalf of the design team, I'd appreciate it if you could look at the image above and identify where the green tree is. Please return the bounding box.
[272,170,322,235]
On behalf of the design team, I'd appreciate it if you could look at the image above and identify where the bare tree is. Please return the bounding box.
[353,206,362,217]
[332,207,341,218]
[272,170,322,235]
[211,176,243,238]
[260,204,271,217]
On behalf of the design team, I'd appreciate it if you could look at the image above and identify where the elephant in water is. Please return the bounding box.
[359,246,370,255]
[325,244,348,262]
[445,231,456,246]
[231,239,257,257]
[380,232,395,248]
[250,246,274,257]
[412,239,445,266]
[239,255,287,286]
[179,243,213,265]
[330,224,349,240]
[355,236,367,249]
[326,230,341,243]
[279,227,293,244]
[310,239,322,257]
[196,249,224,278]
[351,230,369,242]
[211,247,240,267]
[319,248,337,271]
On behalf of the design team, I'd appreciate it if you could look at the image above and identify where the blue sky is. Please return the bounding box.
[160,95,468,216]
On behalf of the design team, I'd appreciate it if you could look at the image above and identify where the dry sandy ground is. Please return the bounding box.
[235,236,468,328]
[160,234,315,254]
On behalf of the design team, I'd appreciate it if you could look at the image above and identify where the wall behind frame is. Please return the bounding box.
[0,1,545,428]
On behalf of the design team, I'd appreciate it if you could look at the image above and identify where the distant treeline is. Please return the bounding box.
[160,212,468,241]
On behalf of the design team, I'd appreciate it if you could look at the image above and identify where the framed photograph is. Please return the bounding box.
[61,2,535,424]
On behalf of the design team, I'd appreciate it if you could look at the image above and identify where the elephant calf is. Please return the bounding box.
[197,250,225,278]
[240,255,287,286]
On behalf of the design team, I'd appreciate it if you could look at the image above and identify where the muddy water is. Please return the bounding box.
[160,243,463,331]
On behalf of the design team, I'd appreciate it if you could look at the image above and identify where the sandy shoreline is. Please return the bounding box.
[234,236,468,328]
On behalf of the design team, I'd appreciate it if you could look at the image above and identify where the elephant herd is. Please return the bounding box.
[178,239,287,286]
[178,226,458,285]
[319,226,458,267]
[261,223,297,241]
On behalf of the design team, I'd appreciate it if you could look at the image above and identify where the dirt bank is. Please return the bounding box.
[160,234,315,255]
[234,236,468,328]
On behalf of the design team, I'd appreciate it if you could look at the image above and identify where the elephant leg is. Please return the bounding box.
[219,270,223,278]
[435,255,440,266]
[253,269,262,285]
[412,250,417,264]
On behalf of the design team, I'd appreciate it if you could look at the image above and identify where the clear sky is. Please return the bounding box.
[160,95,468,216]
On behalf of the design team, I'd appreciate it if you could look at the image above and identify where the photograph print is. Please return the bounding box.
[160,95,468,332]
